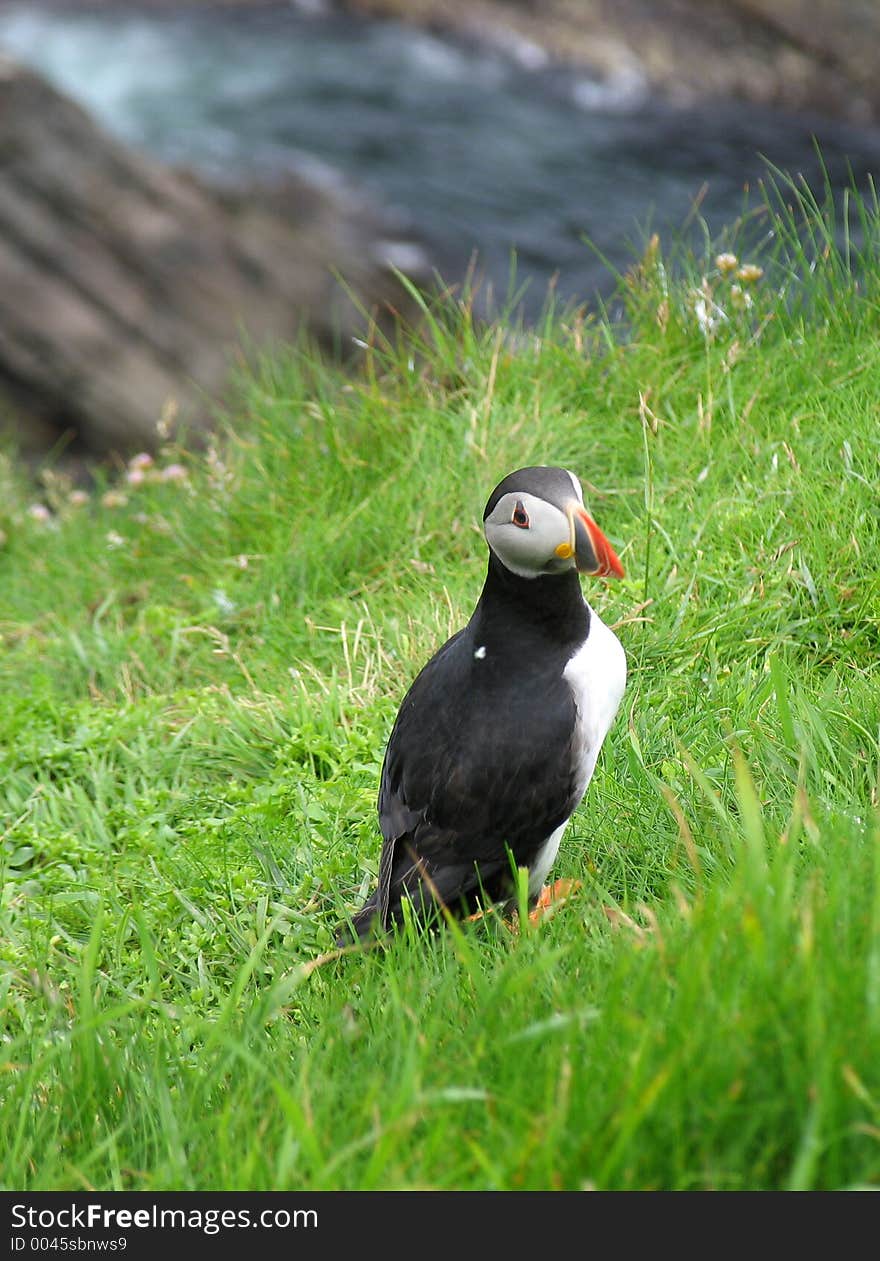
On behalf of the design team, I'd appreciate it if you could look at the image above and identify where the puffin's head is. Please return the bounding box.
[483,465,624,581]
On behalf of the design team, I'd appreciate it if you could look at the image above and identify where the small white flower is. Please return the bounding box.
[106,530,125,549]
[27,503,51,522]
[68,490,89,507]
[715,252,738,273]
[129,452,154,470]
[694,296,719,335]
[160,463,187,483]
[736,263,763,283]
[212,588,236,615]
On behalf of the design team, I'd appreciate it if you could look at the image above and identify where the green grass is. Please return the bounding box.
[1,174,879,1190]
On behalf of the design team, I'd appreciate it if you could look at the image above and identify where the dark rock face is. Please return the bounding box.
[341,0,880,124]
[0,53,428,462]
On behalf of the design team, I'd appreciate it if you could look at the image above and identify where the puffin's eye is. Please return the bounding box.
[511,501,529,529]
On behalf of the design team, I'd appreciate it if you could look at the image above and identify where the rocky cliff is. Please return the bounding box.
[342,0,880,124]
[0,52,427,463]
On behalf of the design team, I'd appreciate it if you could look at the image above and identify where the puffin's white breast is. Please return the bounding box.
[527,603,626,896]
[527,820,568,896]
[563,601,627,800]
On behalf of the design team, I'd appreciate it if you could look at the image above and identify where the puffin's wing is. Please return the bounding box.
[375,631,580,926]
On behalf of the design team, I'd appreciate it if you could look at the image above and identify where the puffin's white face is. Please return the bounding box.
[483,466,623,581]
[484,490,574,579]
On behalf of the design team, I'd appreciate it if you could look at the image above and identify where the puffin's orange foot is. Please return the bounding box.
[529,878,583,925]
[464,878,582,930]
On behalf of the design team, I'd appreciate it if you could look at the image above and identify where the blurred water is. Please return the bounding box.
[2,3,879,310]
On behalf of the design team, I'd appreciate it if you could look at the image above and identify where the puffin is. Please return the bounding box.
[340,465,626,942]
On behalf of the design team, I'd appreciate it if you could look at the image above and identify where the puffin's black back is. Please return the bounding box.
[344,553,591,939]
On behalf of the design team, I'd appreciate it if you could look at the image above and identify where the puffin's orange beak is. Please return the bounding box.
[566,503,625,579]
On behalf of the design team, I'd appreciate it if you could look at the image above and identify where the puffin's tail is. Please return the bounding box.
[334,893,382,947]
[336,854,510,946]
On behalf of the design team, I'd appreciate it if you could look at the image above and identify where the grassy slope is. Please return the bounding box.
[1,183,879,1190]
